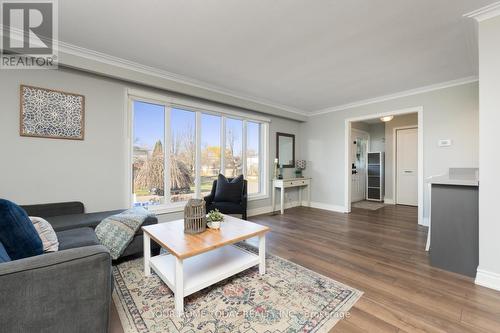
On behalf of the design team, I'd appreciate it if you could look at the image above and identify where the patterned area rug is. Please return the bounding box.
[113,243,363,333]
[351,200,386,211]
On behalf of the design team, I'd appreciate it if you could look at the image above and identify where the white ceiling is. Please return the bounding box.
[58,0,492,114]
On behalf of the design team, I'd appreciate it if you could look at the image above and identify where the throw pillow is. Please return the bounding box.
[0,199,43,260]
[0,241,11,263]
[214,174,244,203]
[30,217,59,252]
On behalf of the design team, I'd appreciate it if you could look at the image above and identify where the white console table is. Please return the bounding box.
[272,178,311,214]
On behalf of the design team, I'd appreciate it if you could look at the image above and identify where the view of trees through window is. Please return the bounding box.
[132,101,165,206]
[170,108,195,202]
[201,114,221,197]
[132,100,264,207]
[224,118,243,178]
[247,121,261,194]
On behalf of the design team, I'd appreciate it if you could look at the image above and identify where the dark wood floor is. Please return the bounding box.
[111,205,500,332]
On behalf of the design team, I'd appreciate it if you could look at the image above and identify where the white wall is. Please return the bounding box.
[384,113,418,202]
[476,15,500,291]
[300,82,479,219]
[369,123,385,153]
[0,68,302,217]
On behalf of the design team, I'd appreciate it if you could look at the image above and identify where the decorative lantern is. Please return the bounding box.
[184,199,207,234]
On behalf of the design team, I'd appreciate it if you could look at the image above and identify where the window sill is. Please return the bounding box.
[140,194,269,215]
[146,204,185,215]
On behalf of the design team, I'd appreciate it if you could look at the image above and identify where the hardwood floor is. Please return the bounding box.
[110,205,500,332]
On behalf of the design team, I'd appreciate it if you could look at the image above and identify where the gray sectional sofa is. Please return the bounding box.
[21,201,160,260]
[0,202,159,332]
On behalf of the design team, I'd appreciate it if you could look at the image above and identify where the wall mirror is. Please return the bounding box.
[276,132,295,168]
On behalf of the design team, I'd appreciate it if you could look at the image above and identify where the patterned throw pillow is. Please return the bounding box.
[30,217,59,252]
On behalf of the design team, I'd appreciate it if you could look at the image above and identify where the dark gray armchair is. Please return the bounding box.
[0,245,112,333]
[204,178,248,220]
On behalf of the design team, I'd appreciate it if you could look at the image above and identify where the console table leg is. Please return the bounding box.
[271,187,276,214]
[144,233,151,276]
[175,257,184,316]
[259,235,266,275]
[280,187,285,214]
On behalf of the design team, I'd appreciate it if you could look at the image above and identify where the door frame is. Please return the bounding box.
[351,128,370,202]
[394,126,418,205]
[344,106,424,226]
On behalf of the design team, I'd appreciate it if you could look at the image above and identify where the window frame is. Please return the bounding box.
[127,89,270,214]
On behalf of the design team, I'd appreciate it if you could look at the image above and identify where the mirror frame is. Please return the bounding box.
[276,132,295,168]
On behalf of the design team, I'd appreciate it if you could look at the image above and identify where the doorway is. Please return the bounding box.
[351,129,369,203]
[396,127,418,206]
[344,107,424,226]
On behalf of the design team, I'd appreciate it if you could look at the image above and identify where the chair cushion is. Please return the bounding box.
[0,199,43,260]
[207,202,243,215]
[45,210,157,235]
[214,174,244,203]
[30,217,59,252]
[57,227,100,250]
[0,241,11,263]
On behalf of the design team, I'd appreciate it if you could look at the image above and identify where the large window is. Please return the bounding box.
[130,94,268,210]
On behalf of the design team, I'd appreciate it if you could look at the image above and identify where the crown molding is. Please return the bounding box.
[464,2,500,22]
[310,76,479,116]
[56,41,308,119]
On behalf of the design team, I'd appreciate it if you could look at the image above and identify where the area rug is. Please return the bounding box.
[351,200,386,210]
[113,243,363,333]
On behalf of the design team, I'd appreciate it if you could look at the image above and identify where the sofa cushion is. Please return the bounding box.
[30,217,59,252]
[46,210,125,231]
[21,202,84,218]
[214,174,244,203]
[45,210,157,235]
[57,228,100,250]
[0,241,11,263]
[0,199,43,260]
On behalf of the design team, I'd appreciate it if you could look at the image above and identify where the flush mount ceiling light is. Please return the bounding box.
[380,116,394,122]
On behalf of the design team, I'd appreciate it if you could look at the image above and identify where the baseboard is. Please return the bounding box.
[247,201,300,217]
[310,201,347,213]
[384,198,395,205]
[247,200,347,217]
[475,269,500,291]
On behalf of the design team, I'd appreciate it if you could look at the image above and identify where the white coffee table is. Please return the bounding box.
[142,215,270,316]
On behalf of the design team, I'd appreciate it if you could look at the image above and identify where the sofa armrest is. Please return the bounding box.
[0,245,112,333]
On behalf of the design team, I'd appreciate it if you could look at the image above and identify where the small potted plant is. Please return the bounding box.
[207,209,224,229]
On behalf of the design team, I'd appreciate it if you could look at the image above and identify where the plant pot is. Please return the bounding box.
[208,221,221,229]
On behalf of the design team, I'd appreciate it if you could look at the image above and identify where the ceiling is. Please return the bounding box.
[58,0,492,114]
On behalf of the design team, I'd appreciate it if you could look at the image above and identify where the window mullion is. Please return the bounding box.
[221,117,226,175]
[195,111,201,199]
[242,120,247,178]
[164,105,172,204]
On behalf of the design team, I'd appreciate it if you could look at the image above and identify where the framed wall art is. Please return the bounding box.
[20,84,85,140]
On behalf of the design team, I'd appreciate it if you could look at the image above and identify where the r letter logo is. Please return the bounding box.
[1,0,58,69]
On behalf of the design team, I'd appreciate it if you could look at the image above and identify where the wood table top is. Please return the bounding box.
[142,215,270,259]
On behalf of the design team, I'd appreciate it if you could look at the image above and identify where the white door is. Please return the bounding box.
[351,129,369,203]
[396,128,418,206]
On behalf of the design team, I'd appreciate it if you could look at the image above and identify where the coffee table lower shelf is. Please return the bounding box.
[148,245,261,314]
